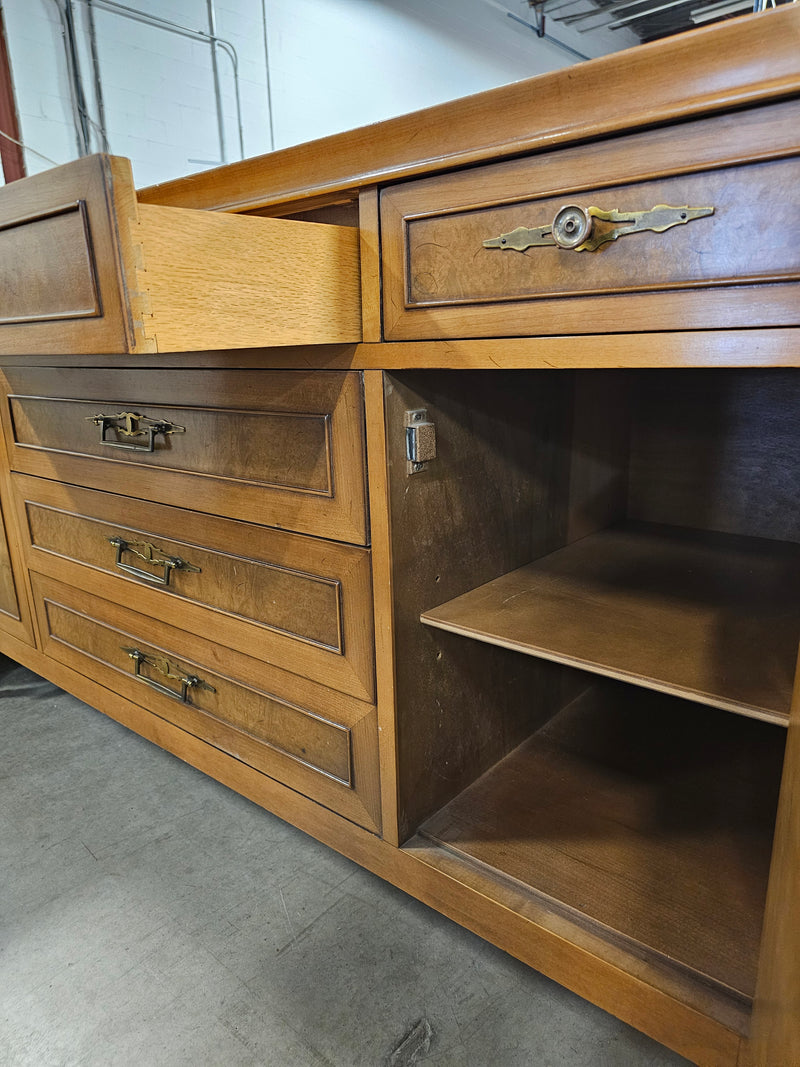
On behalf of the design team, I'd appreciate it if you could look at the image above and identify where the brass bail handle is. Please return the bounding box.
[86,411,186,453]
[122,646,215,704]
[483,202,714,254]
[108,536,201,587]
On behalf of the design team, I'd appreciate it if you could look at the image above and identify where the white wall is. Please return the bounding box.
[2,0,637,188]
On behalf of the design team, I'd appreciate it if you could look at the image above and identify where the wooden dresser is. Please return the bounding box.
[1,11,797,1064]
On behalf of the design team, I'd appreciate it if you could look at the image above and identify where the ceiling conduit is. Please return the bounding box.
[53,0,246,163]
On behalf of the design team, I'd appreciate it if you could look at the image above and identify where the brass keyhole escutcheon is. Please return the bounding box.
[483,203,714,254]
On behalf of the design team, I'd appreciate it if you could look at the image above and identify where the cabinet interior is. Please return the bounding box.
[388,367,798,1031]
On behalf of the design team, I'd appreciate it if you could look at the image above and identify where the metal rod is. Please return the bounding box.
[54,0,91,155]
[691,0,753,20]
[558,0,656,26]
[85,0,109,152]
[215,39,245,159]
[505,11,591,60]
[605,0,698,27]
[73,0,245,159]
[476,1,590,62]
[206,0,226,164]
[538,0,589,13]
[260,0,275,152]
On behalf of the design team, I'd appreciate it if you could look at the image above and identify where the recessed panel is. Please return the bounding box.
[0,202,100,325]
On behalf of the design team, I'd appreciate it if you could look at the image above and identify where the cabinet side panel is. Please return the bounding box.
[749,647,800,1065]
[135,205,362,351]
[386,370,591,838]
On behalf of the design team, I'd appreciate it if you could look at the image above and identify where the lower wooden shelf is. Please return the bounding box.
[417,682,785,1028]
[421,521,800,725]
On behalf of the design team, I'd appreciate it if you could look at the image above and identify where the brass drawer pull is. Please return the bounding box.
[483,203,713,254]
[121,646,215,703]
[86,411,186,452]
[108,536,201,586]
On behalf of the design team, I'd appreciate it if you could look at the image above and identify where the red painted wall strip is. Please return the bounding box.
[0,8,25,181]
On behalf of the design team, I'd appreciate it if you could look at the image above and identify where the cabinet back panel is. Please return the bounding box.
[627,370,800,543]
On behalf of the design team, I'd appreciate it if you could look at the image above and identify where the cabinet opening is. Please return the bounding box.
[386,367,797,1029]
[413,678,786,1030]
[417,368,800,725]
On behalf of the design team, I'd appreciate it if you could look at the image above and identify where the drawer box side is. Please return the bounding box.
[134,204,363,351]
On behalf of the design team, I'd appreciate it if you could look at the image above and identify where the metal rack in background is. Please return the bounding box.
[529,0,795,43]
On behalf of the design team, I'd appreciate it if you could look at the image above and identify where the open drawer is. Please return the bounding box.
[0,154,361,355]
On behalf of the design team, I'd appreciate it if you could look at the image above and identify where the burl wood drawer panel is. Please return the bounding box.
[0,154,361,355]
[32,574,381,832]
[13,474,374,702]
[381,99,800,340]
[0,368,368,545]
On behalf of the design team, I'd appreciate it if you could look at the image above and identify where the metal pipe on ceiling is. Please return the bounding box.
[50,0,92,155]
[84,0,109,152]
[604,0,698,30]
[72,0,246,161]
[557,0,656,26]
[206,0,227,163]
[260,0,275,152]
[479,0,592,61]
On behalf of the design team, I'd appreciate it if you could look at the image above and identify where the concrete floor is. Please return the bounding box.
[0,653,691,1067]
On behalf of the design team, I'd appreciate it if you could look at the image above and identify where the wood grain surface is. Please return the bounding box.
[32,572,381,832]
[748,648,800,1065]
[355,331,800,370]
[13,474,375,702]
[419,681,785,1006]
[422,521,800,724]
[363,370,400,843]
[0,367,369,545]
[628,369,800,544]
[0,155,137,354]
[380,100,799,341]
[384,370,583,839]
[0,496,19,620]
[135,203,362,350]
[0,400,35,647]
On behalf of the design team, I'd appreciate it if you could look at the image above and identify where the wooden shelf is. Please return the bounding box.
[418,682,785,1014]
[421,521,800,725]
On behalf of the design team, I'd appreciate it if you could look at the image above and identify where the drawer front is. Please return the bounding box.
[381,100,800,340]
[32,574,380,832]
[0,155,137,355]
[0,368,368,545]
[13,475,374,702]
